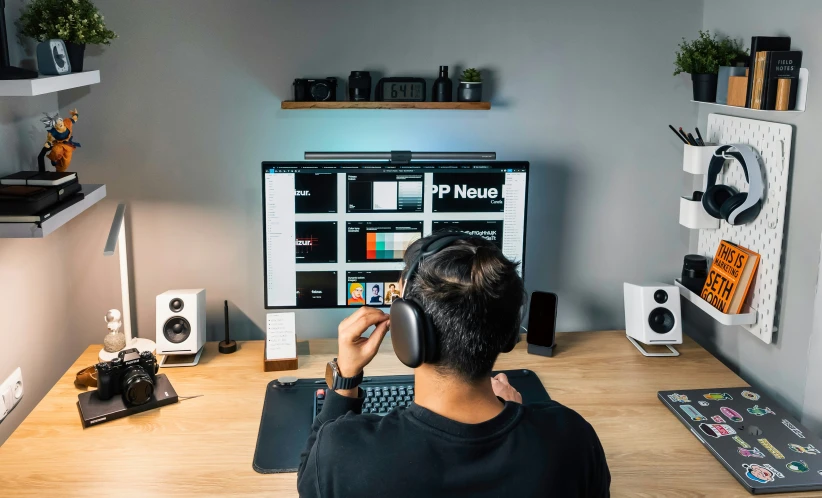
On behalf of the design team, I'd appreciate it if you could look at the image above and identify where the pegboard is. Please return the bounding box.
[697,113,793,344]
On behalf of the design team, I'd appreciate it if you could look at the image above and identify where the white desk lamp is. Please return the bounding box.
[98,204,156,361]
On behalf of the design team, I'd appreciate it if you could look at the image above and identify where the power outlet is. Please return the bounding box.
[0,367,23,423]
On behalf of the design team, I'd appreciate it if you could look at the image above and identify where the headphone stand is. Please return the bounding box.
[626,335,679,357]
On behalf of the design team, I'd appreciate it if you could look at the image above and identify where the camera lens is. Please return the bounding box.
[122,366,154,406]
[310,83,331,101]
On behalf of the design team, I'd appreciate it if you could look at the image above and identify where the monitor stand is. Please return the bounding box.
[0,0,38,80]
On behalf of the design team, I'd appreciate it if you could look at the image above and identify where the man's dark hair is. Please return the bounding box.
[389,284,395,289]
[402,234,526,381]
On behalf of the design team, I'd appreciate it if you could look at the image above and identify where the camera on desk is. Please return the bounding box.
[293,77,337,101]
[95,348,159,406]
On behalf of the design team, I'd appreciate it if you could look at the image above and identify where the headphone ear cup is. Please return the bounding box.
[389,298,427,368]
[702,185,738,219]
[722,195,760,225]
[718,193,747,222]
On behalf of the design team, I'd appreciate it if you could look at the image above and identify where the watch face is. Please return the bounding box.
[325,360,336,388]
[50,40,69,74]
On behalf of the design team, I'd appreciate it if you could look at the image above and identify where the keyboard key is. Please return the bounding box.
[379,396,387,402]
[390,401,398,407]
[387,396,395,402]
[316,389,325,399]
[404,395,411,401]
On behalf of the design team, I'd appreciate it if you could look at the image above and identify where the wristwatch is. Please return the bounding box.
[325,358,363,390]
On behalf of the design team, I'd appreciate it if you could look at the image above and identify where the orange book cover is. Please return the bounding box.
[700,241,760,314]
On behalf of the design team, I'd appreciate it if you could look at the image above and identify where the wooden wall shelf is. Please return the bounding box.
[281,101,490,110]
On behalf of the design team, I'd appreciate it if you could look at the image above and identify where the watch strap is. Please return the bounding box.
[332,362,363,390]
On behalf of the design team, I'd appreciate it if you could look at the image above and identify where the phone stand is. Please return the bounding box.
[527,343,555,357]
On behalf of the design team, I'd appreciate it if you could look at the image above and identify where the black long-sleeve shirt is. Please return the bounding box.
[297,388,610,497]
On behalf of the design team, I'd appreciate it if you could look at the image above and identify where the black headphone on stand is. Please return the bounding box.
[390,232,520,368]
[701,144,764,226]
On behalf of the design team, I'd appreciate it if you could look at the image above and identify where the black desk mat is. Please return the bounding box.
[253,369,550,473]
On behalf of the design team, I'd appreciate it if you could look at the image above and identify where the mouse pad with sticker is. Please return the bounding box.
[659,387,822,494]
[254,369,550,473]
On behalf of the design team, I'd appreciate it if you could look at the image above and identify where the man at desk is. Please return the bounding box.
[298,235,610,497]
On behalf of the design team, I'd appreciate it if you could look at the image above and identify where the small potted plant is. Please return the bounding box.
[19,0,117,73]
[674,30,747,102]
[457,68,482,102]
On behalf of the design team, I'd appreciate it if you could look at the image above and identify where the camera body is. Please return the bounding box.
[95,348,159,406]
[293,78,337,101]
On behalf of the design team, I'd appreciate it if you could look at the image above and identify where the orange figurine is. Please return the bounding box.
[41,109,81,172]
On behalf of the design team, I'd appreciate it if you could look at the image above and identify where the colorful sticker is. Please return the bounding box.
[668,393,690,403]
[734,436,751,449]
[700,423,736,438]
[741,390,760,401]
[743,463,785,483]
[720,406,744,422]
[712,415,726,423]
[786,460,809,473]
[704,393,733,401]
[738,447,766,458]
[781,419,806,439]
[788,443,820,455]
[680,405,707,421]
[758,439,786,459]
[698,401,710,407]
[747,405,775,417]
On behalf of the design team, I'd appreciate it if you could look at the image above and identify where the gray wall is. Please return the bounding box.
[685,0,822,433]
[0,0,703,443]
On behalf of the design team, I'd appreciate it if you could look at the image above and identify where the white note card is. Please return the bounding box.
[266,312,296,360]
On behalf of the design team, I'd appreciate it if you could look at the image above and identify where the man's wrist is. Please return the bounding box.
[336,362,361,379]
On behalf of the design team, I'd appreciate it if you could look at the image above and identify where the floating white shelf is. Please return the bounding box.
[674,280,757,327]
[690,68,808,113]
[0,184,106,238]
[0,70,100,97]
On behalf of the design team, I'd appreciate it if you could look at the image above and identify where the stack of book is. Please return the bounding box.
[0,171,84,223]
[745,36,802,111]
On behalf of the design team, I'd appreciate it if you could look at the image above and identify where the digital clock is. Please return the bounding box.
[375,77,427,102]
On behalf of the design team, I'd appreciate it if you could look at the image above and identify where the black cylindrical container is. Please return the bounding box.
[691,73,718,102]
[432,66,452,102]
[681,254,709,294]
[348,71,371,101]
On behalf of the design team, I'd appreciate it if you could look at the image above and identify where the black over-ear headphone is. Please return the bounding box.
[390,232,520,368]
[701,144,764,226]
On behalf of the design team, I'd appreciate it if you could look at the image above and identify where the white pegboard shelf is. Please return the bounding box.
[674,280,757,326]
[690,114,792,344]
[690,68,808,112]
[0,71,100,97]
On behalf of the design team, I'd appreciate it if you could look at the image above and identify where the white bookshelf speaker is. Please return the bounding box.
[156,289,206,366]
[624,283,682,357]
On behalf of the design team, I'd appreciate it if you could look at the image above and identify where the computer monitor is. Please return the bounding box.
[262,161,529,308]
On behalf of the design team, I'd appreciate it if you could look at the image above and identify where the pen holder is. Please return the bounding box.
[683,143,719,175]
[680,195,719,229]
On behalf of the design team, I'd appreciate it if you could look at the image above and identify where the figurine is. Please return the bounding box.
[41,109,80,172]
[103,309,126,353]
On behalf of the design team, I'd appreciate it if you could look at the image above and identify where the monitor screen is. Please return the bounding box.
[262,161,529,308]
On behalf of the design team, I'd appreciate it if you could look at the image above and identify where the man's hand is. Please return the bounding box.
[491,373,522,403]
[336,307,390,379]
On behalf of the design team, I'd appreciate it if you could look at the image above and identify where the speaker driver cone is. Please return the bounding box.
[648,307,675,334]
[163,316,191,344]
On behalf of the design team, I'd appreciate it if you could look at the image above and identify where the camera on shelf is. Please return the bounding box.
[95,348,159,406]
[293,77,337,101]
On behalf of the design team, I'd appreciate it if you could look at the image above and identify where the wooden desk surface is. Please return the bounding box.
[0,331,817,497]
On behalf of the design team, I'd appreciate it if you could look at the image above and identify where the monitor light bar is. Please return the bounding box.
[304,151,496,163]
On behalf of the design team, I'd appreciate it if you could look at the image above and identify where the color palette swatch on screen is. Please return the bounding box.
[366,232,420,260]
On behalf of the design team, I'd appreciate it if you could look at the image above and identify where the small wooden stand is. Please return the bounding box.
[264,347,298,372]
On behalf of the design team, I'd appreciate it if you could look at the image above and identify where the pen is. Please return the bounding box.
[680,127,697,146]
[669,125,689,145]
[695,127,705,146]
[687,133,699,147]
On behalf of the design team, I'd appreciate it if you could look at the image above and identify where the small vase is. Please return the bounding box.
[103,330,126,353]
[63,41,86,73]
[691,73,718,102]
[457,82,482,102]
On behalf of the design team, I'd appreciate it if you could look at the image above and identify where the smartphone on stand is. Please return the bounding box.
[526,291,558,357]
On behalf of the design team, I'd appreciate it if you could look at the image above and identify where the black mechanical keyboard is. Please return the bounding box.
[314,382,415,418]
